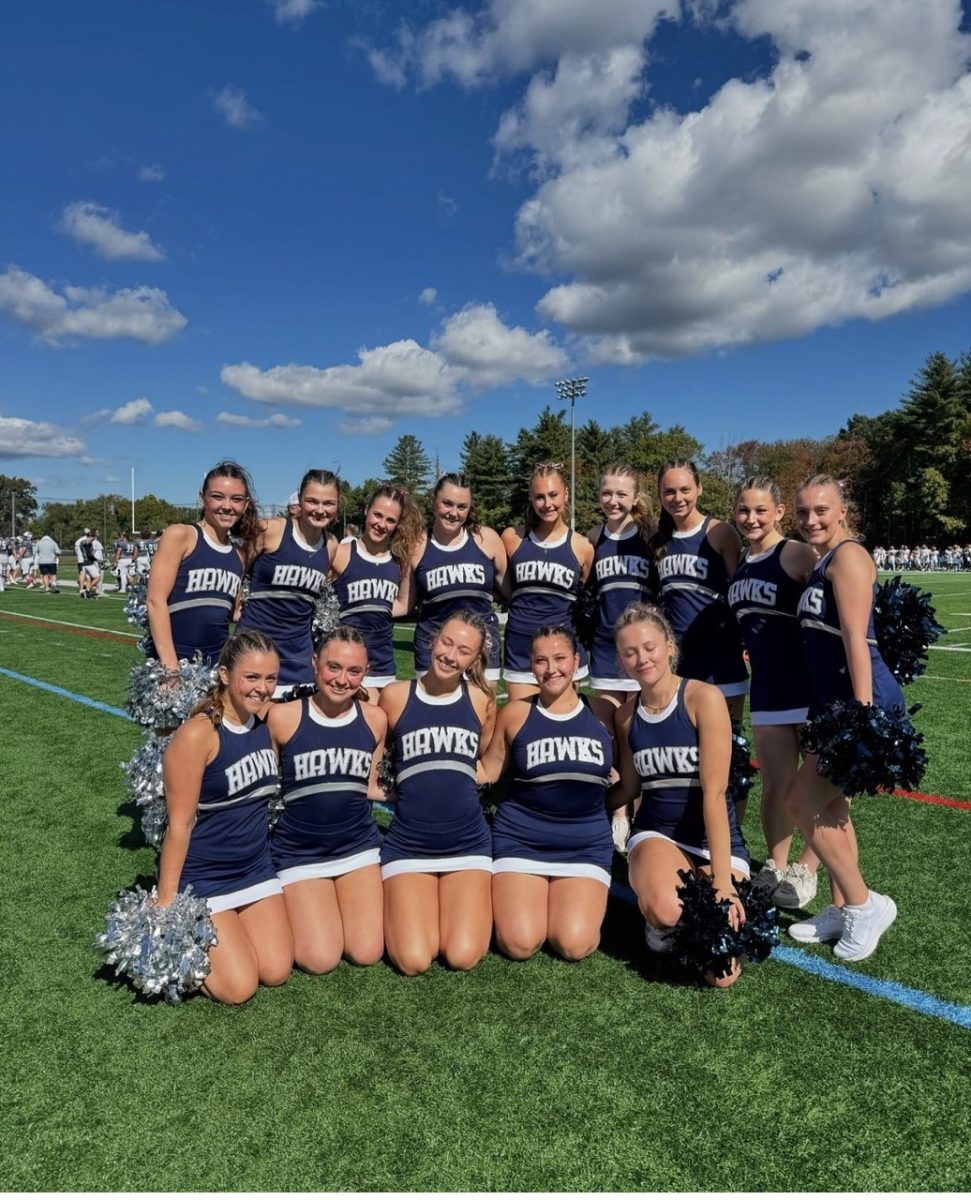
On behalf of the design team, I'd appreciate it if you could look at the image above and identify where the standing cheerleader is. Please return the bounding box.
[268,627,386,973]
[586,464,656,702]
[409,472,507,681]
[330,484,424,700]
[157,631,293,1004]
[501,462,594,701]
[379,613,497,975]
[611,603,749,987]
[146,462,259,669]
[480,626,615,962]
[785,476,901,960]
[728,477,820,908]
[237,470,340,695]
[651,460,748,723]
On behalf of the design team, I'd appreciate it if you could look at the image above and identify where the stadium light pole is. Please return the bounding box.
[555,376,588,530]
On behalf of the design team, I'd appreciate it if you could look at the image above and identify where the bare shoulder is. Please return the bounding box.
[379,679,411,722]
[267,697,302,742]
[684,678,727,724]
[476,526,503,555]
[706,519,740,551]
[360,699,389,740]
[780,537,817,582]
[168,712,218,757]
[614,693,637,735]
[588,692,621,729]
[501,526,524,554]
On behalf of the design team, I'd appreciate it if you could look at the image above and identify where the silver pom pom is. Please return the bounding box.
[122,732,173,848]
[125,583,149,629]
[268,780,285,831]
[127,654,215,729]
[311,582,342,649]
[96,884,217,1004]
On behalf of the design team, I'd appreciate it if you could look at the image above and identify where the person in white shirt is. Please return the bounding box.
[35,534,62,593]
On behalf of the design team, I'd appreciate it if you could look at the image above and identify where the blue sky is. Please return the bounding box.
[2,0,970,510]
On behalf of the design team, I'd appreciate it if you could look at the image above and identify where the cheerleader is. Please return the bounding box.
[611,603,749,988]
[157,630,293,1004]
[379,612,497,975]
[480,626,615,961]
[331,484,424,700]
[268,627,386,973]
[501,462,594,701]
[586,464,656,702]
[146,462,259,669]
[409,472,506,681]
[651,460,748,723]
[237,469,340,695]
[785,476,901,960]
[728,477,820,909]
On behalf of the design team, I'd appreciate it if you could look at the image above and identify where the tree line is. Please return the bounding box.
[5,345,969,548]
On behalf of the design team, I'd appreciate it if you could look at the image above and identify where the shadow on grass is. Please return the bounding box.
[115,797,156,851]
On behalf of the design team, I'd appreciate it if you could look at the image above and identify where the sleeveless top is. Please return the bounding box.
[145,525,243,666]
[413,530,500,672]
[178,716,279,898]
[508,696,613,819]
[628,680,747,861]
[655,517,747,685]
[237,519,331,686]
[332,539,401,679]
[797,541,904,716]
[507,530,582,637]
[271,697,379,868]
[727,540,810,717]
[381,679,489,860]
[590,524,654,679]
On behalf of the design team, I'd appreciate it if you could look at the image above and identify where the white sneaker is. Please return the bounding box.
[787,904,844,943]
[752,858,785,892]
[773,862,819,909]
[644,924,675,954]
[833,891,897,962]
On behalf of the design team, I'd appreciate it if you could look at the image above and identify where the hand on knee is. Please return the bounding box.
[705,960,742,989]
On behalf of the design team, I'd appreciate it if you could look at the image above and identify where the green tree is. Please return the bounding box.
[506,405,571,523]
[575,420,615,531]
[460,431,514,531]
[382,434,431,495]
[0,475,38,534]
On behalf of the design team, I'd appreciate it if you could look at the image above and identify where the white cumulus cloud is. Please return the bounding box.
[111,397,154,424]
[338,416,395,435]
[60,201,165,262]
[213,86,264,130]
[431,302,568,388]
[138,163,166,182]
[216,411,302,428]
[0,265,187,345]
[419,286,438,305]
[0,415,85,460]
[154,410,203,432]
[267,0,320,24]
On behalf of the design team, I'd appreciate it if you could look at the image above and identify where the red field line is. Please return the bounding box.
[0,610,136,646]
[885,789,971,812]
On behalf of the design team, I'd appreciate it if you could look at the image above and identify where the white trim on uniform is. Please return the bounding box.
[277,847,381,884]
[627,829,749,878]
[381,855,493,879]
[206,877,284,913]
[751,706,808,726]
[492,858,610,886]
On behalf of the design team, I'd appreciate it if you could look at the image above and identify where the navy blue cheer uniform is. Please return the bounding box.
[144,525,243,666]
[590,524,654,691]
[237,520,330,690]
[798,541,904,718]
[493,697,614,885]
[413,531,501,679]
[176,716,283,913]
[381,679,491,877]
[505,532,587,683]
[333,540,400,688]
[728,541,810,725]
[271,698,380,881]
[655,518,748,697]
[627,680,749,875]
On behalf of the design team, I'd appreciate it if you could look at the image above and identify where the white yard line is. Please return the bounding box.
[0,609,141,638]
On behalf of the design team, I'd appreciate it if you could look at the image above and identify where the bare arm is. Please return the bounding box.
[478,527,509,593]
[146,524,195,671]
[498,528,523,601]
[392,560,414,619]
[708,519,743,577]
[361,704,390,802]
[687,681,740,909]
[572,532,596,584]
[478,700,528,785]
[829,543,877,705]
[606,702,640,818]
[329,540,351,582]
[156,716,214,905]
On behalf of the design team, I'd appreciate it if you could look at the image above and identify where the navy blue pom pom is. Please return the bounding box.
[727,724,758,808]
[874,577,946,685]
[570,579,598,651]
[672,870,780,978]
[801,699,927,795]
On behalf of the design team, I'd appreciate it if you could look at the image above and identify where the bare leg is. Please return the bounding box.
[439,870,492,971]
[786,755,867,906]
[384,873,440,975]
[493,873,549,960]
[547,877,608,961]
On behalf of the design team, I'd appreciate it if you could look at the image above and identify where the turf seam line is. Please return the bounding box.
[609,882,971,1030]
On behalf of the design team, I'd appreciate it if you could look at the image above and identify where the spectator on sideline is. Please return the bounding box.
[35,533,62,593]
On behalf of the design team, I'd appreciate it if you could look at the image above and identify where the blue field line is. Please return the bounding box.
[0,666,132,721]
[610,880,971,1030]
[4,666,970,1030]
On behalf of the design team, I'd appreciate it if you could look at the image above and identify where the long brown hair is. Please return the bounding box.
[600,462,656,539]
[366,483,425,566]
[432,472,481,536]
[650,458,701,562]
[190,629,279,727]
[200,460,262,559]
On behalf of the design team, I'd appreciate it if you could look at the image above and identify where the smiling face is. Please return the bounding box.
[365,496,402,548]
[616,618,675,690]
[530,472,567,524]
[734,487,784,549]
[219,649,279,720]
[599,472,637,526]
[298,480,339,533]
[313,638,368,707]
[794,484,846,551]
[433,482,471,537]
[430,618,484,683]
[530,633,579,699]
[659,467,702,526]
[201,474,250,535]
